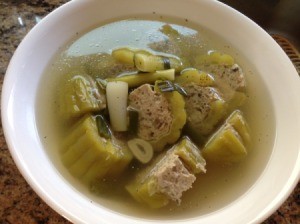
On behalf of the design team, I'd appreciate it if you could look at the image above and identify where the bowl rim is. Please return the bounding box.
[2,0,300,223]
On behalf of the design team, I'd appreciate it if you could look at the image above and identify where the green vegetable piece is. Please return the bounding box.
[176,68,215,86]
[125,137,206,208]
[172,136,206,174]
[95,115,112,139]
[106,69,175,88]
[196,51,235,66]
[59,73,106,118]
[127,106,139,136]
[202,125,246,164]
[227,110,251,144]
[112,48,135,65]
[61,115,132,186]
[112,47,183,72]
[134,53,183,72]
[112,47,151,66]
[126,179,169,209]
[202,110,250,164]
[157,80,188,96]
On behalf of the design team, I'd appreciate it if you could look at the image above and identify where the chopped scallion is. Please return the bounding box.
[157,80,188,96]
[95,115,112,139]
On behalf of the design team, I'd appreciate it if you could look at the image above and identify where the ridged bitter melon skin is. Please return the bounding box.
[61,114,132,186]
[59,73,106,118]
[202,110,250,164]
[126,137,206,208]
[151,81,187,151]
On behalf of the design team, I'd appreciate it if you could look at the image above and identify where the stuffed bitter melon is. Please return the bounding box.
[126,137,206,208]
[182,84,228,142]
[61,114,132,185]
[151,81,187,151]
[130,80,186,151]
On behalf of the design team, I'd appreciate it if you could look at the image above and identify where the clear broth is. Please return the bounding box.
[36,18,275,219]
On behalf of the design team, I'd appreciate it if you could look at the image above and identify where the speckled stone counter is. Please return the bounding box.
[0,1,299,223]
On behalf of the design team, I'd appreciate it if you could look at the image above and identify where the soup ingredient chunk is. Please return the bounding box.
[112,47,151,65]
[126,137,206,208]
[183,84,227,140]
[134,52,182,72]
[106,81,128,131]
[176,68,215,87]
[61,114,132,186]
[112,47,183,72]
[129,82,186,151]
[196,51,246,92]
[202,110,250,164]
[204,63,245,91]
[157,80,188,97]
[129,84,172,141]
[59,73,106,118]
[196,51,235,66]
[127,138,154,164]
[106,69,175,88]
[196,51,247,111]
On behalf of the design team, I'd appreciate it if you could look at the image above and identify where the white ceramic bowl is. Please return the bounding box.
[2,0,300,223]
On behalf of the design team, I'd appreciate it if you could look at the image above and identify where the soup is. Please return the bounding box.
[37,18,275,218]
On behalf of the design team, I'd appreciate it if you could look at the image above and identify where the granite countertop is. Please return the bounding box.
[0,1,299,223]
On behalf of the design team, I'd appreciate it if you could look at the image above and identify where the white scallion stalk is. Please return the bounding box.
[106,81,129,131]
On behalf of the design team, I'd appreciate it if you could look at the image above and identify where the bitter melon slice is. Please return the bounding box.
[61,115,132,185]
[59,73,106,118]
[202,110,250,164]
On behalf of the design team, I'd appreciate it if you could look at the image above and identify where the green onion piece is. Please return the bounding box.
[127,138,153,164]
[95,115,112,139]
[162,57,171,70]
[157,80,188,97]
[128,106,139,136]
[174,83,188,96]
